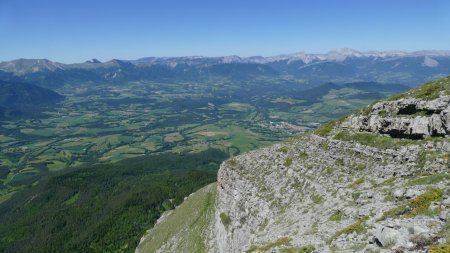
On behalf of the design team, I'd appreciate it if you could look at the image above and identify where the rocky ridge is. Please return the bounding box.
[3,49,450,73]
[136,77,450,253]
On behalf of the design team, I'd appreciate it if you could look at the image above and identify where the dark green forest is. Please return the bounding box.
[0,149,227,253]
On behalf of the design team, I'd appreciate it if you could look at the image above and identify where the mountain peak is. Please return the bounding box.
[85,58,101,64]
[220,55,243,63]
[325,48,363,61]
[0,58,64,74]
[328,48,362,55]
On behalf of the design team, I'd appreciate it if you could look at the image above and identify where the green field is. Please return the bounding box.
[0,80,404,198]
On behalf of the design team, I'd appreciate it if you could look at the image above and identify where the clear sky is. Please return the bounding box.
[0,0,449,63]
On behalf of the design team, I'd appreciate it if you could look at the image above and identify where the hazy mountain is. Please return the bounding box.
[1,49,449,88]
[0,80,64,113]
[0,59,65,75]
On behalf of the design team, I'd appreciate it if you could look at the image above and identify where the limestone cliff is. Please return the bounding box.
[137,76,450,253]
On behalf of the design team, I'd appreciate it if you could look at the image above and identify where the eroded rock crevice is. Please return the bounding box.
[396,104,437,116]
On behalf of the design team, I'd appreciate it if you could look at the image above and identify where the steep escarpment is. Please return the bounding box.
[137,77,450,253]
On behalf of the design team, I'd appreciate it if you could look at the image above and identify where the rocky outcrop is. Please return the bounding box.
[341,96,450,138]
[215,134,449,252]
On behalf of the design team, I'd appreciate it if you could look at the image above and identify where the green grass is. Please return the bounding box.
[429,244,450,253]
[64,192,79,205]
[335,158,345,166]
[0,191,16,204]
[226,158,237,167]
[299,152,308,160]
[313,116,347,136]
[278,146,289,153]
[352,192,361,201]
[9,172,37,186]
[222,102,253,112]
[352,163,366,171]
[47,160,67,172]
[136,183,217,253]
[220,212,232,227]
[246,237,291,253]
[271,97,306,105]
[379,188,444,220]
[407,173,450,186]
[373,177,396,188]
[357,101,377,116]
[280,245,316,253]
[21,127,64,137]
[406,188,443,218]
[0,135,15,143]
[312,195,325,204]
[388,75,450,101]
[334,219,365,238]
[334,131,418,149]
[329,211,343,222]
[350,178,364,188]
[314,120,337,136]
[377,204,409,221]
[284,157,293,167]
[416,151,442,168]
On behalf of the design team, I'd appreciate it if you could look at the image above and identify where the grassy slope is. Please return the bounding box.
[136,183,217,253]
[387,75,450,101]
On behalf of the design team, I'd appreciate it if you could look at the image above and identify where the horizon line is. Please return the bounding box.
[2,48,450,65]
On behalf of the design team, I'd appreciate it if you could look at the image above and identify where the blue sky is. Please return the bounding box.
[0,0,449,63]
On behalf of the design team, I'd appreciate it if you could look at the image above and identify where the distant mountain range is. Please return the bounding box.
[1,48,450,88]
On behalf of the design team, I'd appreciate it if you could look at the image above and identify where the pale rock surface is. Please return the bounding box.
[341,96,450,138]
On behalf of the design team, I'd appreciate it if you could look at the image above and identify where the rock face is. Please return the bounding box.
[215,135,449,252]
[341,96,450,138]
[213,78,450,253]
[137,77,450,253]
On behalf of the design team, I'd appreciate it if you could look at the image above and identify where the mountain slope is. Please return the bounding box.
[0,80,64,109]
[0,80,64,119]
[136,183,217,253]
[138,76,450,252]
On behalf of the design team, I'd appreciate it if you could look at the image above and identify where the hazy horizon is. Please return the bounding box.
[3,47,450,64]
[1,0,449,63]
